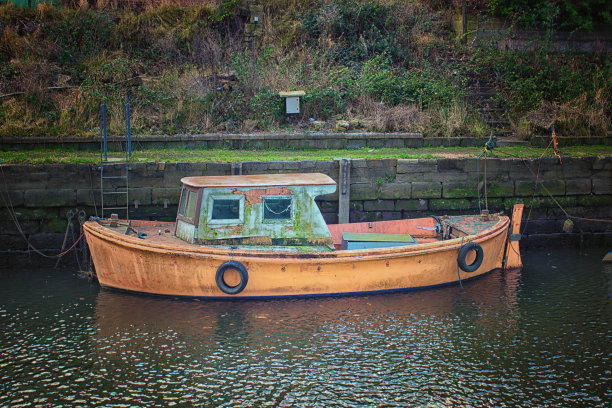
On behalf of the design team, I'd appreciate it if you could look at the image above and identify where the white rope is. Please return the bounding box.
[264,199,291,215]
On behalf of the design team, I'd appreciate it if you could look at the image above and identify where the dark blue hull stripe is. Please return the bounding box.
[101,268,499,301]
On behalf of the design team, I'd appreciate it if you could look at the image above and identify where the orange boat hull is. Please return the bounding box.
[84,216,513,298]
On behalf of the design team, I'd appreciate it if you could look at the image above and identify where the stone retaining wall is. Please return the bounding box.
[1,134,609,151]
[1,156,610,265]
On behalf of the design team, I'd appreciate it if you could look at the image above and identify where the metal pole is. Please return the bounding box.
[126,103,131,158]
[102,104,107,161]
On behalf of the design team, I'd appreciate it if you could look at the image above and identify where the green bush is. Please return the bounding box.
[486,0,612,31]
[300,1,410,66]
[302,88,346,120]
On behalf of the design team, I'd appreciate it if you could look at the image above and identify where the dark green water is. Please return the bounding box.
[1,249,610,407]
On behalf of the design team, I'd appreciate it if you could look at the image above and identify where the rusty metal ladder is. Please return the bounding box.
[100,103,131,220]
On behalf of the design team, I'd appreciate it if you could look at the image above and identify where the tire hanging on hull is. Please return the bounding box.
[457,242,484,273]
[216,261,249,294]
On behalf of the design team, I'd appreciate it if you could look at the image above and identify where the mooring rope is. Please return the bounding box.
[457,236,464,288]
[0,163,84,259]
[494,148,612,226]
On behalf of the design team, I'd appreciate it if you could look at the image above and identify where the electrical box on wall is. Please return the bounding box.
[279,91,305,115]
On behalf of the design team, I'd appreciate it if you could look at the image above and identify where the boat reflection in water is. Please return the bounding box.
[87,270,530,406]
[92,268,522,359]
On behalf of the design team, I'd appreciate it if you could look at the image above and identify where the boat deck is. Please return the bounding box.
[99,214,503,252]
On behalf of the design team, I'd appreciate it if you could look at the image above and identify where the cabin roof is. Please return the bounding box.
[181,173,336,189]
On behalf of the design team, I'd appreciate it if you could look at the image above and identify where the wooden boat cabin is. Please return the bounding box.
[175,173,337,248]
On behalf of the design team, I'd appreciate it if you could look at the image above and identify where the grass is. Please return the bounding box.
[1,145,609,164]
[0,1,609,139]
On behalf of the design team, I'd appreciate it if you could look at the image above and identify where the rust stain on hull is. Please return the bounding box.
[84,213,515,299]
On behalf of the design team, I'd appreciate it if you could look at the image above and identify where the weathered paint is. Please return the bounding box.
[194,184,336,245]
[504,204,524,269]
[176,219,195,243]
[181,173,335,188]
[84,213,512,299]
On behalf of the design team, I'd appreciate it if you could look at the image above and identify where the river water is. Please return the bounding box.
[1,248,610,407]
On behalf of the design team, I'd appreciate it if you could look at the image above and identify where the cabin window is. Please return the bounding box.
[179,188,188,216]
[178,188,199,223]
[208,195,244,225]
[263,196,292,221]
[185,190,198,220]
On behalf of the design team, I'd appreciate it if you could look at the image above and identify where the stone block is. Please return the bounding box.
[484,181,514,198]
[395,199,428,211]
[429,198,474,211]
[514,180,537,197]
[539,196,577,209]
[436,158,461,172]
[25,189,76,208]
[565,179,592,195]
[563,156,596,174]
[515,179,565,197]
[592,156,612,170]
[364,199,395,212]
[478,198,504,213]
[129,163,165,188]
[397,159,437,174]
[576,194,612,207]
[349,211,368,223]
[474,158,511,174]
[316,200,337,212]
[411,182,442,199]
[350,159,368,168]
[593,177,612,195]
[508,159,537,180]
[433,169,471,182]
[442,182,477,198]
[45,164,83,188]
[1,190,24,206]
[352,167,387,182]
[76,189,100,206]
[313,161,337,173]
[206,162,232,175]
[350,183,378,200]
[7,167,50,190]
[128,188,152,206]
[380,211,402,221]
[267,161,295,170]
[349,201,363,212]
[539,179,565,196]
[521,219,561,234]
[40,216,72,233]
[321,212,338,224]
[378,182,411,199]
[152,188,181,205]
[28,233,66,250]
[0,234,27,250]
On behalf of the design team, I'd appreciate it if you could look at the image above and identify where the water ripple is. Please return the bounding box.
[0,249,610,407]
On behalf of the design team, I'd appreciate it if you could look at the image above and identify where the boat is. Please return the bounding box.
[83,173,524,298]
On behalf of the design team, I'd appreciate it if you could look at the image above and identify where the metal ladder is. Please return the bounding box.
[100,103,132,220]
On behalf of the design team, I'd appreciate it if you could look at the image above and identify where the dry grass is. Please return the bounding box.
[356,97,429,132]
[522,88,610,136]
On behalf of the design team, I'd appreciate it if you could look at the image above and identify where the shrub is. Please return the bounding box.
[300,1,410,66]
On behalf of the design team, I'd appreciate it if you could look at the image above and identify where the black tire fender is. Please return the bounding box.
[216,261,248,295]
[457,242,484,273]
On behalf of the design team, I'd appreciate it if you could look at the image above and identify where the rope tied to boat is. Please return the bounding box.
[1,162,87,260]
[457,236,464,288]
[476,133,495,214]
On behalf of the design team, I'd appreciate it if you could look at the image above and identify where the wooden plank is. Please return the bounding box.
[504,204,524,269]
